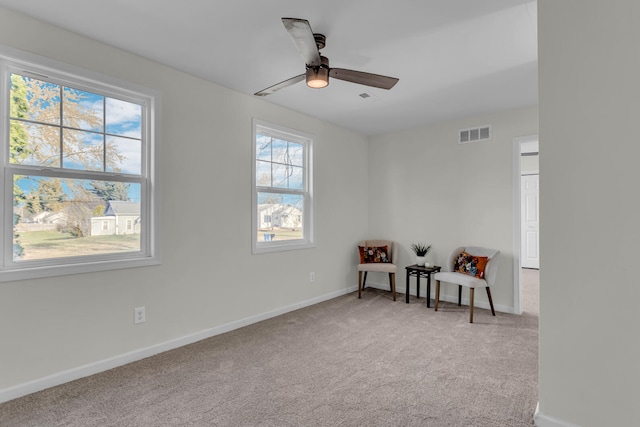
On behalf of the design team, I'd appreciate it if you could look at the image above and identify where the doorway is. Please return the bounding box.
[512,136,539,315]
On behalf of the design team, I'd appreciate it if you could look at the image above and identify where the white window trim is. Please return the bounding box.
[0,44,162,282]
[252,118,314,254]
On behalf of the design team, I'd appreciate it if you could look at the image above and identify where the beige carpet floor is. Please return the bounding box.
[1,273,539,426]
[521,268,539,315]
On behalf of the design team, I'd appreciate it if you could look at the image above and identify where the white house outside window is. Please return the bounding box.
[252,119,313,253]
[0,47,160,281]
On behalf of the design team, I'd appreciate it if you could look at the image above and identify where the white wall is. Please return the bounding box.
[0,8,370,396]
[538,1,640,426]
[368,106,538,310]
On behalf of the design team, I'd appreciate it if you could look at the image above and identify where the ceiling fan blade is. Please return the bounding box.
[329,68,399,90]
[282,18,321,67]
[254,74,305,96]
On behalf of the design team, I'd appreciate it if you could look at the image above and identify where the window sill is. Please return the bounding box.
[0,255,161,282]
[252,241,315,255]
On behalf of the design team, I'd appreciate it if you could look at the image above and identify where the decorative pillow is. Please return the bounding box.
[358,245,390,263]
[454,252,489,278]
[358,246,366,263]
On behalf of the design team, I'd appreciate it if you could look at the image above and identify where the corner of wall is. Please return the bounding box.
[534,403,581,427]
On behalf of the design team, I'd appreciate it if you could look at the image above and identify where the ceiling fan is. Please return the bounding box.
[254,18,399,96]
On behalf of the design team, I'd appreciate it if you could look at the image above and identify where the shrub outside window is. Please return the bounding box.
[0,47,160,281]
[252,119,313,253]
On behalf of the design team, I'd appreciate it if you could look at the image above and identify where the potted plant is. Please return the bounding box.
[410,243,432,266]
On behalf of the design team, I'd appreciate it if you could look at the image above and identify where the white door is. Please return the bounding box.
[521,174,540,269]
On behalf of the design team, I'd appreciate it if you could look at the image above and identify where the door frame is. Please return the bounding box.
[512,135,539,315]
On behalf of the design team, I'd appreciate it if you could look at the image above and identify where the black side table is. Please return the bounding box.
[405,264,441,307]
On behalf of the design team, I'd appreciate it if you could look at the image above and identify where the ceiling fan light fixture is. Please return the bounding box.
[306,67,329,88]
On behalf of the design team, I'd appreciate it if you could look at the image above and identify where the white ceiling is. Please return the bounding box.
[0,0,538,136]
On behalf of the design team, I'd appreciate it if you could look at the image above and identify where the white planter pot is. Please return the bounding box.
[416,256,425,266]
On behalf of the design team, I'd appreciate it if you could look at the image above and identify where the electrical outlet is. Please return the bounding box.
[310,272,315,283]
[134,306,146,324]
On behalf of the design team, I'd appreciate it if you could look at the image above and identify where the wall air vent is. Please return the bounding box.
[459,125,491,144]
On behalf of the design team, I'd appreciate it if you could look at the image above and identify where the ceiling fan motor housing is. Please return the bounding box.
[314,33,326,50]
[306,56,330,88]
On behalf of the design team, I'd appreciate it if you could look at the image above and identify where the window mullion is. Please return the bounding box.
[270,136,274,188]
[6,164,144,184]
[255,186,304,196]
[59,84,64,168]
[102,96,106,172]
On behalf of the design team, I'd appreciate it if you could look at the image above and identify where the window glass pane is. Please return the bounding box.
[13,175,141,261]
[256,192,303,242]
[63,87,103,131]
[271,139,289,164]
[106,98,142,139]
[272,163,289,188]
[256,160,271,186]
[10,121,60,167]
[289,166,303,190]
[272,164,304,190]
[256,135,271,161]
[63,129,104,171]
[289,142,304,167]
[106,136,142,175]
[10,74,60,125]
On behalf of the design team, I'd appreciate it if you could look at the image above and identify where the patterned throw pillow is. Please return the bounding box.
[358,246,390,263]
[454,252,489,278]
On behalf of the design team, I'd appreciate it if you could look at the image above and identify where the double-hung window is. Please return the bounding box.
[0,47,160,281]
[252,119,313,253]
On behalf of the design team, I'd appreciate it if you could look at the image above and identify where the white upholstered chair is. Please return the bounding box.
[434,246,500,323]
[357,240,398,301]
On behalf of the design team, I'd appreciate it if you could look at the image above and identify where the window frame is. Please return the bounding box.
[0,46,161,282]
[252,119,314,254]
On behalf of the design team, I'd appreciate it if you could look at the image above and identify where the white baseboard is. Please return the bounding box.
[0,286,357,404]
[365,281,515,314]
[534,402,581,427]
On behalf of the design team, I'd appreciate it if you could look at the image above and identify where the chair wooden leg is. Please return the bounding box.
[486,287,496,316]
[358,271,362,299]
[469,288,475,323]
[458,285,462,306]
[434,280,440,311]
[389,273,396,301]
